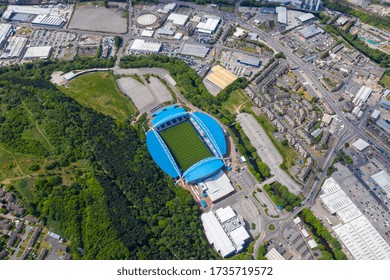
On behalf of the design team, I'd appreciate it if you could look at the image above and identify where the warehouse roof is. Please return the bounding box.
[130,39,161,53]
[333,215,390,260]
[167,13,189,26]
[199,170,235,202]
[0,23,12,46]
[352,138,370,152]
[297,13,315,23]
[196,17,220,33]
[336,204,363,224]
[24,46,52,59]
[276,6,287,25]
[321,177,342,195]
[237,55,261,67]
[297,25,324,39]
[371,170,390,196]
[1,36,27,59]
[205,65,238,90]
[352,86,372,106]
[320,189,352,214]
[201,206,250,258]
[265,248,285,260]
[179,43,210,58]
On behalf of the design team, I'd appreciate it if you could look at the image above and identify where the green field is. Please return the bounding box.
[159,121,212,171]
[59,72,137,121]
[222,89,253,113]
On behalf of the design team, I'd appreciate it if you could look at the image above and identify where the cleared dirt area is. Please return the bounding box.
[117,77,156,113]
[68,6,127,33]
[148,77,172,104]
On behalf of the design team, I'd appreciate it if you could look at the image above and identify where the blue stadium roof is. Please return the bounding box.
[147,105,227,183]
[146,129,181,178]
[190,112,227,157]
[183,157,224,183]
[152,105,186,128]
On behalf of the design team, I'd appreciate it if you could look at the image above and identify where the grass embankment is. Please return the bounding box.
[221,89,253,113]
[59,72,137,121]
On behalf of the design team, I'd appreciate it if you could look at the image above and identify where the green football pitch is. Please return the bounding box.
[159,121,212,171]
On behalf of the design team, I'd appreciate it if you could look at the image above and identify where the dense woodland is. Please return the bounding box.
[0,58,218,259]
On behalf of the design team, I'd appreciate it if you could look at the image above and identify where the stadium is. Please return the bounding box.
[146,105,227,184]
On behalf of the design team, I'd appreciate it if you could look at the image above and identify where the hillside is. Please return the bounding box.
[0,59,217,260]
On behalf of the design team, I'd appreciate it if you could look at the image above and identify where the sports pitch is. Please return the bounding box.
[160,121,212,171]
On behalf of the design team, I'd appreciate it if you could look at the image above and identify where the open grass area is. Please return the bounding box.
[13,178,36,202]
[219,5,235,14]
[222,89,253,113]
[159,121,212,171]
[59,72,137,121]
[253,114,298,171]
[380,73,390,91]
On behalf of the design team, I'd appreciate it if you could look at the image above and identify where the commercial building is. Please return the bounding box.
[296,13,315,23]
[336,16,349,26]
[370,170,390,197]
[265,248,285,260]
[0,23,12,48]
[370,109,380,120]
[196,16,220,34]
[167,13,189,26]
[205,65,238,90]
[276,7,287,25]
[156,26,175,36]
[320,178,390,260]
[237,55,261,67]
[379,99,390,110]
[297,25,324,39]
[179,43,210,58]
[352,86,372,106]
[376,119,390,135]
[157,3,177,14]
[201,206,250,258]
[233,27,246,38]
[23,46,52,59]
[2,5,67,27]
[141,29,154,37]
[198,170,235,202]
[351,138,369,152]
[0,36,27,59]
[130,39,162,53]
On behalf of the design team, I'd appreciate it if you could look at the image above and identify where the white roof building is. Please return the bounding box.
[196,17,220,34]
[352,138,370,152]
[352,86,372,106]
[167,13,189,26]
[141,29,154,37]
[297,13,315,23]
[0,23,12,47]
[130,39,161,53]
[276,7,287,25]
[0,36,27,59]
[370,170,390,196]
[333,215,390,260]
[320,190,352,214]
[23,46,52,59]
[320,177,390,260]
[370,109,380,120]
[157,3,176,14]
[201,206,250,258]
[308,239,318,249]
[199,170,235,202]
[265,248,285,260]
[233,27,246,38]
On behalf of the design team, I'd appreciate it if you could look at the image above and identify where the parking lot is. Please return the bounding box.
[29,29,77,60]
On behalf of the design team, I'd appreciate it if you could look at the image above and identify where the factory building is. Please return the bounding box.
[370,170,390,197]
[201,206,250,258]
[23,46,52,60]
[198,170,235,202]
[167,13,189,26]
[352,86,372,106]
[0,36,27,59]
[237,55,261,67]
[297,25,324,39]
[196,15,220,34]
[296,13,315,23]
[0,23,12,48]
[276,6,287,25]
[321,178,390,260]
[130,39,162,53]
[179,43,210,58]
